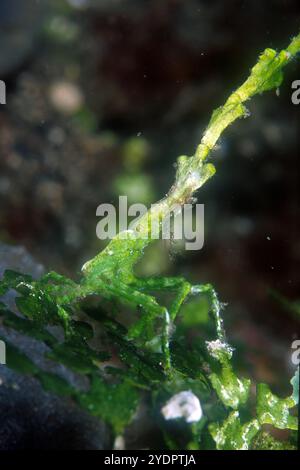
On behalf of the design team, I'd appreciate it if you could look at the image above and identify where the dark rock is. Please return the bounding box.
[0,243,111,450]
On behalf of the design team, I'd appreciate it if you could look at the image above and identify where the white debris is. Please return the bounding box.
[49,81,83,115]
[161,390,203,423]
[113,435,125,450]
[206,339,233,360]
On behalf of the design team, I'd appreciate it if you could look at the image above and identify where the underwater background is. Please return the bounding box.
[0,0,299,449]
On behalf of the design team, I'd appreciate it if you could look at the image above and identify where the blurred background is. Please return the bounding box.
[0,0,299,411]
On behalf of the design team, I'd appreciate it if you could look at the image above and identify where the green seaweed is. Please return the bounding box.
[1,32,299,448]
